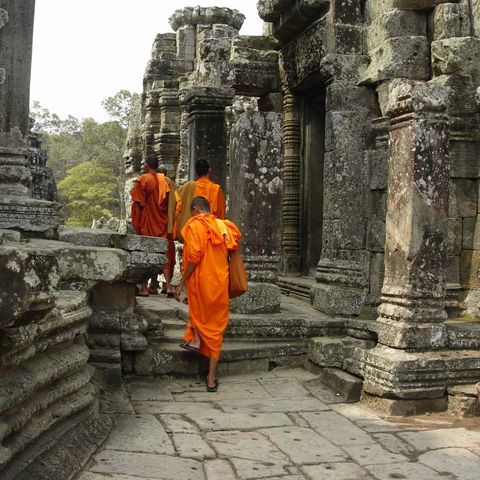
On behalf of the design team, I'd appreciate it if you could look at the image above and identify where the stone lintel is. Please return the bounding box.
[180,87,235,112]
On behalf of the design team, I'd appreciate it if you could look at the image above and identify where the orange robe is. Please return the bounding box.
[131,172,175,268]
[182,214,241,360]
[174,177,226,241]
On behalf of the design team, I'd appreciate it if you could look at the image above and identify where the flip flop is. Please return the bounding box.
[206,379,219,393]
[179,342,200,353]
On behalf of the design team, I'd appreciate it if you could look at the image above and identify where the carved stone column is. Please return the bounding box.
[229,111,283,314]
[281,88,302,275]
[180,87,234,190]
[0,0,59,235]
[362,80,451,405]
[377,80,450,350]
[311,82,377,315]
[155,88,180,176]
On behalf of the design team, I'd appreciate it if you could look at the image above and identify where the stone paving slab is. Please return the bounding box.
[301,462,374,480]
[399,427,480,455]
[171,432,216,460]
[79,368,480,480]
[89,450,204,479]
[190,411,293,431]
[365,461,450,480]
[206,430,290,464]
[218,397,330,413]
[261,426,349,464]
[104,414,174,455]
[300,411,377,446]
[418,448,480,480]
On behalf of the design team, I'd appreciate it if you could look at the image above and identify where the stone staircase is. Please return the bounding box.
[129,296,380,404]
[132,296,310,377]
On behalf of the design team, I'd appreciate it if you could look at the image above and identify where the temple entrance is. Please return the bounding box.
[300,88,325,276]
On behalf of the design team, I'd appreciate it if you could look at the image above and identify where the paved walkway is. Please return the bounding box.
[79,368,480,480]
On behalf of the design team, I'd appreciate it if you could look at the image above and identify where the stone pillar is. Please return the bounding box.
[281,88,302,275]
[377,80,450,350]
[229,112,283,314]
[0,0,59,234]
[180,87,234,190]
[311,82,377,315]
[155,88,180,176]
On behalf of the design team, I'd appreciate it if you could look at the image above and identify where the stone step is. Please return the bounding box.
[277,276,313,304]
[447,384,480,417]
[319,367,363,402]
[133,338,307,376]
[307,336,375,369]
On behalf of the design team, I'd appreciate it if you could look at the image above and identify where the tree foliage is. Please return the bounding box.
[101,90,140,128]
[30,91,138,226]
[58,161,118,227]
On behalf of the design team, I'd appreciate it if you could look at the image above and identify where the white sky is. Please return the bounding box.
[31,0,264,123]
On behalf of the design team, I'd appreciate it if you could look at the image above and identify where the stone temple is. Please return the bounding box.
[1,0,480,478]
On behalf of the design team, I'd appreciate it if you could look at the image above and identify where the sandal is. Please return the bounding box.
[179,342,200,353]
[136,291,149,297]
[206,379,219,393]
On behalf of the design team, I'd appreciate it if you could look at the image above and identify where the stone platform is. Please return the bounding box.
[78,368,480,480]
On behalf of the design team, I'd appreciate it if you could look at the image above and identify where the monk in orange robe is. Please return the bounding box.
[174,159,226,242]
[174,196,241,392]
[131,154,175,296]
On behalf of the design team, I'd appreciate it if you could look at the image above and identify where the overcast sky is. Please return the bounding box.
[31,0,263,122]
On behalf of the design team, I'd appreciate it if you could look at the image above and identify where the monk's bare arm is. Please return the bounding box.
[174,262,197,302]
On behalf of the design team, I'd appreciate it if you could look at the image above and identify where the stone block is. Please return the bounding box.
[432,37,480,83]
[448,218,462,255]
[366,219,386,252]
[230,282,281,314]
[311,283,367,316]
[462,216,480,250]
[449,140,480,178]
[326,83,378,113]
[361,392,448,416]
[324,23,363,55]
[433,3,471,40]
[361,37,430,85]
[474,0,480,37]
[460,250,480,288]
[330,0,363,24]
[367,149,388,190]
[90,282,136,313]
[449,178,477,218]
[363,346,448,399]
[366,10,426,52]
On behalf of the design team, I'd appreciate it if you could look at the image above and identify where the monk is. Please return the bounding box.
[158,165,177,296]
[174,159,226,242]
[174,196,241,392]
[131,154,175,296]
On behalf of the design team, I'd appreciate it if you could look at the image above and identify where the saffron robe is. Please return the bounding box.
[131,172,175,267]
[174,177,226,241]
[181,213,241,360]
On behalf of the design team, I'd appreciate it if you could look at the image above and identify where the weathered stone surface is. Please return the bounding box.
[89,450,204,479]
[229,111,283,287]
[303,463,375,480]
[261,426,349,464]
[418,448,480,480]
[361,37,430,84]
[104,414,174,455]
[230,282,281,314]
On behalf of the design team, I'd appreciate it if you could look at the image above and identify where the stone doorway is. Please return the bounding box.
[300,88,325,277]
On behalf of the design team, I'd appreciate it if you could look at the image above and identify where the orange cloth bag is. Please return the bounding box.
[215,219,248,298]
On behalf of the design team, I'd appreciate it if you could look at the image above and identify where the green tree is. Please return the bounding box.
[101,90,140,128]
[58,161,118,227]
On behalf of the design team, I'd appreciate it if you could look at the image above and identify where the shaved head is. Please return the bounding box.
[190,196,211,214]
[145,154,158,171]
